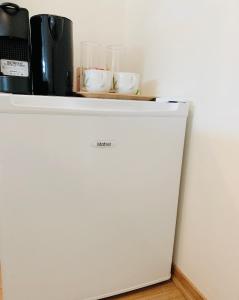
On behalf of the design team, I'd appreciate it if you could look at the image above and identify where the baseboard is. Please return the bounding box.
[172,264,207,300]
[0,265,2,300]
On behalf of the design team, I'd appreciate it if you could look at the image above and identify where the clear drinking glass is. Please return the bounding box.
[80,42,115,92]
[80,41,102,71]
[106,45,125,73]
[80,41,106,91]
[106,45,125,92]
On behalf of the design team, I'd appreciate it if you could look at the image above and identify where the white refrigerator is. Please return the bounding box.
[0,94,188,300]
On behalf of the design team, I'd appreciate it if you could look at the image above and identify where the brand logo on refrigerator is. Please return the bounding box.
[92,141,115,148]
[97,142,112,147]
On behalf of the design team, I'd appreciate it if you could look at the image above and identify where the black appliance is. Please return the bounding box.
[0,2,31,94]
[31,14,73,96]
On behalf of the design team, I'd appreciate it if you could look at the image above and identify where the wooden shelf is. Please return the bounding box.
[76,91,156,101]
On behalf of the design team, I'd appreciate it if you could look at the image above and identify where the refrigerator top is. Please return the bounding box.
[0,94,188,117]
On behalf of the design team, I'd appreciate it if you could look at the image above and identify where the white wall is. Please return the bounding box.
[125,0,239,299]
[15,0,126,75]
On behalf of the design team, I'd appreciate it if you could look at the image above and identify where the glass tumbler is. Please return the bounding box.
[81,41,103,70]
[80,42,115,92]
[106,45,125,72]
[80,41,106,91]
[106,45,125,91]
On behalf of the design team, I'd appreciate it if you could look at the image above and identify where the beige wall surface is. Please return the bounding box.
[125,1,239,299]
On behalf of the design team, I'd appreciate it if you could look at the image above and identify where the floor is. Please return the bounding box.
[0,281,185,300]
[107,281,185,300]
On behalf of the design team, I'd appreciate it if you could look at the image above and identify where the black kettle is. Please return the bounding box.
[30,14,73,96]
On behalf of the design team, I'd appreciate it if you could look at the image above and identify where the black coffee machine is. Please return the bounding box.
[31,14,73,96]
[0,2,31,94]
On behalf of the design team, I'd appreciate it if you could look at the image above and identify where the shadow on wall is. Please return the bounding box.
[173,101,195,259]
[141,80,159,96]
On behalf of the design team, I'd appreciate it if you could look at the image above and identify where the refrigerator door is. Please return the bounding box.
[0,95,188,300]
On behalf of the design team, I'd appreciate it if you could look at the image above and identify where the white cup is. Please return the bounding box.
[114,72,140,94]
[83,69,113,92]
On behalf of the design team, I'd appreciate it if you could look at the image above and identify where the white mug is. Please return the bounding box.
[114,72,140,94]
[83,69,113,92]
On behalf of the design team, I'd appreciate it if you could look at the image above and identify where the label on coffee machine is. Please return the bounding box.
[0,59,29,77]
